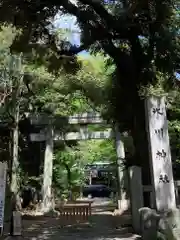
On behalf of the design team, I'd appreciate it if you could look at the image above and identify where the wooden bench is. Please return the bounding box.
[57,200,93,225]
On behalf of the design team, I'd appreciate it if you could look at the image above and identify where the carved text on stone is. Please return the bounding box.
[156,149,167,159]
[152,107,163,115]
[155,128,164,137]
[159,174,170,184]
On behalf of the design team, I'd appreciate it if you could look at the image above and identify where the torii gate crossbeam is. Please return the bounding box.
[29,113,129,212]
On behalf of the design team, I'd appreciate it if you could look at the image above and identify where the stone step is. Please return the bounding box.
[114,226,134,235]
[118,234,141,240]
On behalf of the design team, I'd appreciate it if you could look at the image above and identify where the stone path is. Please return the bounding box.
[4,210,141,240]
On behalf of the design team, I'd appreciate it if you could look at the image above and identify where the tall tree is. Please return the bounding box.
[0,0,179,184]
[61,0,179,184]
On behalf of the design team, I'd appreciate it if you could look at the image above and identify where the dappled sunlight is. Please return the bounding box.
[15,209,141,240]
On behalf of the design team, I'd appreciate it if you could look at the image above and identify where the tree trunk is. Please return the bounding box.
[11,118,19,194]
[131,98,150,179]
[9,55,23,210]
[131,96,152,206]
[108,32,153,206]
[10,106,21,211]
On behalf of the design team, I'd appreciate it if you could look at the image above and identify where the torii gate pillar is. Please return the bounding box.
[115,127,130,211]
[41,126,54,212]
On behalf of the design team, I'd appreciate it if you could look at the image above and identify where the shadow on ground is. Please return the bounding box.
[2,204,141,240]
[11,210,141,240]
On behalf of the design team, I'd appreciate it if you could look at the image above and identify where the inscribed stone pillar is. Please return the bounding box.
[115,126,129,211]
[42,126,54,212]
[145,96,176,211]
[129,166,144,233]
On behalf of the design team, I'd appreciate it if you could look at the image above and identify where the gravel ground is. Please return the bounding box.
[3,198,141,240]
[4,213,140,240]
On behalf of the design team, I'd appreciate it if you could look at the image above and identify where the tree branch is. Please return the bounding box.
[61,0,132,39]
[78,0,142,36]
[79,0,119,27]
[101,39,133,72]
[61,0,97,26]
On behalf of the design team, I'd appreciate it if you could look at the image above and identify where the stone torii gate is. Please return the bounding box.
[29,113,129,212]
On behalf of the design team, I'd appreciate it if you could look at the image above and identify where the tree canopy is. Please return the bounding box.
[0,0,179,203]
[0,1,179,70]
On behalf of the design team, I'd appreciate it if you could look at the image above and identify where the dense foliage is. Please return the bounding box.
[0,0,179,201]
[0,25,119,199]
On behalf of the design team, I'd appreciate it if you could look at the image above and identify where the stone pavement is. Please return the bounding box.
[3,211,141,240]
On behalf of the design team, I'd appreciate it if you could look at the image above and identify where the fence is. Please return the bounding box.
[56,200,92,225]
[143,180,180,208]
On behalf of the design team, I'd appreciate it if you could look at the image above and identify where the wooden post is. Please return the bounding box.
[42,126,54,212]
[115,125,129,211]
[12,211,22,236]
[0,162,7,236]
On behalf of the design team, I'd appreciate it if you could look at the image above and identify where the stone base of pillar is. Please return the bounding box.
[139,207,180,240]
[41,204,52,213]
[117,199,130,212]
[40,197,55,214]
[129,166,144,233]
